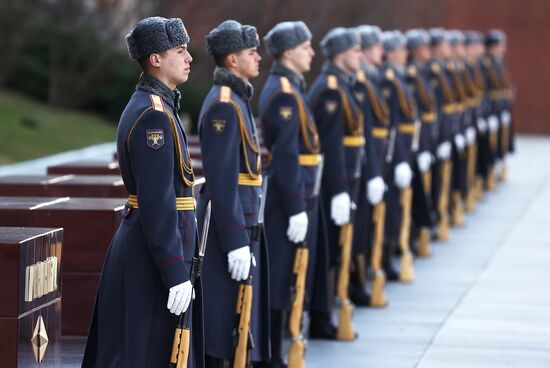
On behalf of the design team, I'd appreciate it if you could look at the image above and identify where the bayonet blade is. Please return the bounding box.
[198,201,212,257]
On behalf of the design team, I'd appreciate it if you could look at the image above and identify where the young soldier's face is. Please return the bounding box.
[415,44,431,62]
[365,43,384,65]
[390,45,408,65]
[343,45,361,72]
[159,45,193,85]
[286,41,315,73]
[234,47,262,79]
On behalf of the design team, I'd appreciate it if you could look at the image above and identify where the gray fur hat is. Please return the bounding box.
[429,28,450,47]
[405,28,430,51]
[383,30,406,52]
[126,17,190,61]
[356,25,383,49]
[263,21,312,57]
[464,31,483,45]
[205,20,260,56]
[320,27,360,58]
[449,30,466,46]
[485,29,506,47]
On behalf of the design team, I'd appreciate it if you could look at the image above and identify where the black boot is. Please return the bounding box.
[383,238,400,281]
[349,256,371,306]
[308,310,337,340]
[266,309,287,367]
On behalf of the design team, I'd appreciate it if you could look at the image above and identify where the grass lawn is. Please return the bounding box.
[0,89,117,164]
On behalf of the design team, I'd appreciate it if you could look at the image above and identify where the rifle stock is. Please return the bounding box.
[466,143,477,212]
[336,223,356,340]
[398,187,415,282]
[287,244,309,368]
[233,280,253,368]
[418,170,433,258]
[370,202,387,307]
[170,327,190,368]
[451,190,465,227]
[437,160,452,241]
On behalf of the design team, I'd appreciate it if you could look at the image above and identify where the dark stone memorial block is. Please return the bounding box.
[0,197,125,335]
[0,175,127,198]
[0,227,63,367]
[47,160,120,176]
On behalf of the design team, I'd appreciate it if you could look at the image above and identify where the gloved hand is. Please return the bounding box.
[488,115,499,132]
[167,280,193,315]
[394,162,412,189]
[501,110,511,127]
[477,117,488,133]
[417,151,432,173]
[227,246,251,281]
[437,141,452,160]
[454,134,466,152]
[367,176,385,205]
[287,211,308,243]
[331,192,351,225]
[466,127,476,145]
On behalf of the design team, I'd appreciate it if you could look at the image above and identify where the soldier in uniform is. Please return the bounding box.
[82,17,203,368]
[483,30,514,183]
[428,28,455,241]
[352,25,389,304]
[446,30,468,227]
[405,29,437,257]
[464,31,491,196]
[379,31,415,280]
[308,27,364,335]
[196,20,271,366]
[259,20,324,365]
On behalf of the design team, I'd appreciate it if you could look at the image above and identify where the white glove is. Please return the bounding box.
[437,141,452,160]
[477,117,488,133]
[331,192,351,225]
[454,134,466,152]
[466,127,476,145]
[227,246,251,281]
[488,115,499,132]
[501,110,511,127]
[167,280,193,315]
[287,211,308,243]
[417,151,432,173]
[367,176,385,205]
[394,162,412,189]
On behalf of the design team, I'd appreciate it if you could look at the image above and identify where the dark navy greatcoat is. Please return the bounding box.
[380,62,417,241]
[196,69,270,362]
[405,62,437,229]
[427,58,456,212]
[352,67,389,264]
[258,63,325,311]
[309,63,365,266]
[82,76,203,368]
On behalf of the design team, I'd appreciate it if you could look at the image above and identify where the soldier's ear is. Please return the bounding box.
[225,53,239,69]
[149,53,162,68]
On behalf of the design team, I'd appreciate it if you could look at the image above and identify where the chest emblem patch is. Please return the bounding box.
[325,100,338,114]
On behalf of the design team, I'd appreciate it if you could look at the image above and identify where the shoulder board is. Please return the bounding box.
[356,70,366,82]
[219,86,232,102]
[149,95,165,112]
[327,75,338,89]
[431,62,440,73]
[407,65,417,77]
[385,68,395,80]
[279,77,292,93]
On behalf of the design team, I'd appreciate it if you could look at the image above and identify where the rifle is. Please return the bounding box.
[288,155,324,368]
[465,142,477,212]
[437,160,452,241]
[369,202,387,307]
[398,187,415,282]
[233,178,268,368]
[335,139,364,341]
[169,201,212,368]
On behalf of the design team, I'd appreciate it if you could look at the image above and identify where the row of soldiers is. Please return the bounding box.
[82,16,514,368]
